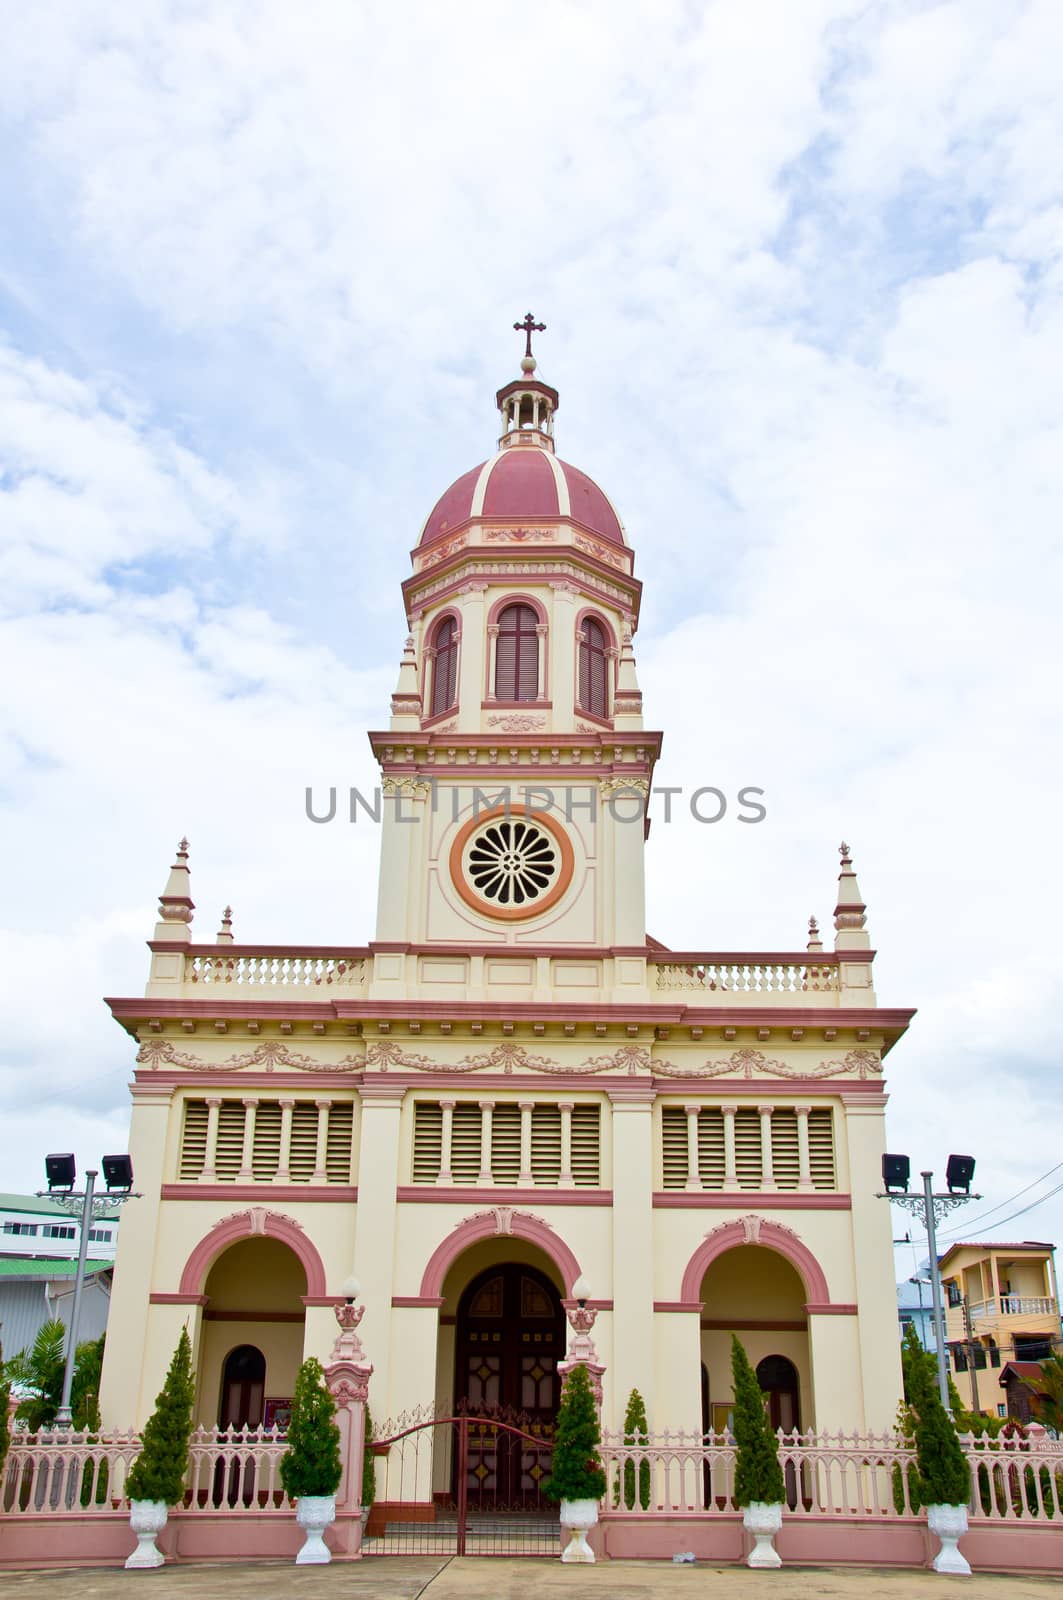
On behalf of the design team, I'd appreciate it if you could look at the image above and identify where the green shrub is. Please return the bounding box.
[619,1388,651,1510]
[361,1404,376,1509]
[730,1336,785,1508]
[543,1364,606,1504]
[913,1374,970,1508]
[125,1328,195,1506]
[0,1338,10,1485]
[279,1358,342,1500]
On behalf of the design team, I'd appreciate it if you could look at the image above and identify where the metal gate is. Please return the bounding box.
[364,1405,558,1556]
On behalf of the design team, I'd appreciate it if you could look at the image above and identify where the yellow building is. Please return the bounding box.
[99,342,912,1490]
[939,1240,1062,1416]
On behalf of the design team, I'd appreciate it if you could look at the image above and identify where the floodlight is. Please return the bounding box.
[946,1154,976,1195]
[45,1153,76,1191]
[881,1153,911,1193]
[102,1153,134,1191]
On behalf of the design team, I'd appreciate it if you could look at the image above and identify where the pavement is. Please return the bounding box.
[2,1562,1062,1600]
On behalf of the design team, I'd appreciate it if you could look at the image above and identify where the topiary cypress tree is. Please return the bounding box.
[913,1373,971,1508]
[0,1339,10,1486]
[730,1336,785,1508]
[280,1358,342,1500]
[125,1328,195,1506]
[361,1404,376,1509]
[621,1387,651,1510]
[543,1363,606,1504]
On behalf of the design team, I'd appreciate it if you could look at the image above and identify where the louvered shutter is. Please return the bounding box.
[431,618,458,716]
[490,1103,522,1183]
[289,1102,319,1182]
[179,1100,208,1179]
[531,1104,562,1185]
[413,1103,443,1182]
[661,1107,688,1188]
[770,1110,800,1189]
[252,1102,282,1181]
[495,605,538,701]
[215,1101,245,1180]
[579,619,608,718]
[451,1103,482,1183]
[326,1102,355,1183]
[570,1105,601,1187]
[808,1109,835,1189]
[697,1108,726,1188]
[734,1108,763,1188]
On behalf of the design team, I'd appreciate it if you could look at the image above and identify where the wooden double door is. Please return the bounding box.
[454,1263,564,1508]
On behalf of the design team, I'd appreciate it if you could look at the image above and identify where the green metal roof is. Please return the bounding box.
[0,1192,120,1220]
[0,1257,113,1279]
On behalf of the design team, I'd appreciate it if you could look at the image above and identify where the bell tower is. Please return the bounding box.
[368,322,661,992]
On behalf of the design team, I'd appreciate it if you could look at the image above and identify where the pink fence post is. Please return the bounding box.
[323,1286,373,1560]
[559,1289,605,1410]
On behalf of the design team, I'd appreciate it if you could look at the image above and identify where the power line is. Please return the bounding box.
[933,1158,1063,1241]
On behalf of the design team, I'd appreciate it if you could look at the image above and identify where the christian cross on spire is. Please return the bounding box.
[514,311,546,360]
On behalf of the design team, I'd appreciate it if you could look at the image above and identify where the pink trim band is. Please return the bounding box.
[392,1295,446,1309]
[149,1293,209,1306]
[396,1186,610,1206]
[161,1184,357,1202]
[805,1302,859,1315]
[177,1208,328,1298]
[419,1209,582,1299]
[653,1191,851,1209]
[679,1219,831,1306]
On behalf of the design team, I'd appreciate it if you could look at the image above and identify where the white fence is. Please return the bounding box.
[599,1428,1063,1524]
[1,1426,291,1518]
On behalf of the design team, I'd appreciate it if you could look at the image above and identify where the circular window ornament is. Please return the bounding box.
[449,806,574,922]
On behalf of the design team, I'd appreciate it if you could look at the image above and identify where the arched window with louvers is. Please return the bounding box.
[494,603,540,702]
[578,615,609,719]
[429,614,459,717]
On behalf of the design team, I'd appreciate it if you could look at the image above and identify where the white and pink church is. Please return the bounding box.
[97,333,913,1499]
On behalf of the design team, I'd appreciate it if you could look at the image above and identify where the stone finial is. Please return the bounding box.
[153,836,195,944]
[613,625,644,727]
[834,839,870,951]
[806,915,823,953]
[389,633,422,729]
[216,906,234,945]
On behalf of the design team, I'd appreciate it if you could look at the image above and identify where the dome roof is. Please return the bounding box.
[419,448,626,548]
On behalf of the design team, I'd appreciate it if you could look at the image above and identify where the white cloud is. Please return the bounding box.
[1,1,1062,1253]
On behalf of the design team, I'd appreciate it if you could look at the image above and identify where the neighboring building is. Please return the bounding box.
[0,1257,113,1358]
[0,1193,120,1262]
[897,1274,937,1352]
[98,339,913,1495]
[939,1241,1062,1416]
[999,1360,1052,1425]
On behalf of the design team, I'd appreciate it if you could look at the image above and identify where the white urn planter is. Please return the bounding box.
[295,1493,337,1564]
[125,1499,168,1569]
[743,1501,783,1568]
[559,1497,599,1563]
[927,1503,971,1576]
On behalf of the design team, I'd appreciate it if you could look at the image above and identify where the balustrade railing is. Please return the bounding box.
[1,1426,291,1518]
[1000,1295,1057,1317]
[185,949,367,990]
[652,958,840,996]
[598,1428,1063,1523]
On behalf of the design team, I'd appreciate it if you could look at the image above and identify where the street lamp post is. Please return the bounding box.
[37,1152,139,1429]
[879,1154,980,1413]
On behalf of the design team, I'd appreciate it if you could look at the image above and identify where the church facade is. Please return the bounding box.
[99,342,911,1457]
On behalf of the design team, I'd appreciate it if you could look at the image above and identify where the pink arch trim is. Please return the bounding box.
[419,1211,582,1299]
[486,593,549,627]
[679,1221,831,1308]
[178,1209,328,1299]
[574,607,618,652]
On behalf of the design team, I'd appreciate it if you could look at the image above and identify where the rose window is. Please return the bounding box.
[464,818,559,906]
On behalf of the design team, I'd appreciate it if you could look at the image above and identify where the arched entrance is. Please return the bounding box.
[220,1343,266,1428]
[756,1353,800,1433]
[455,1263,565,1421]
[198,1235,307,1427]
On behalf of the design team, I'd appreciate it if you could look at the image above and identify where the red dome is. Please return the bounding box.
[419,449,626,547]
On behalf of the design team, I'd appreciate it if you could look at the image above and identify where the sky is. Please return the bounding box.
[2,1,1062,1272]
